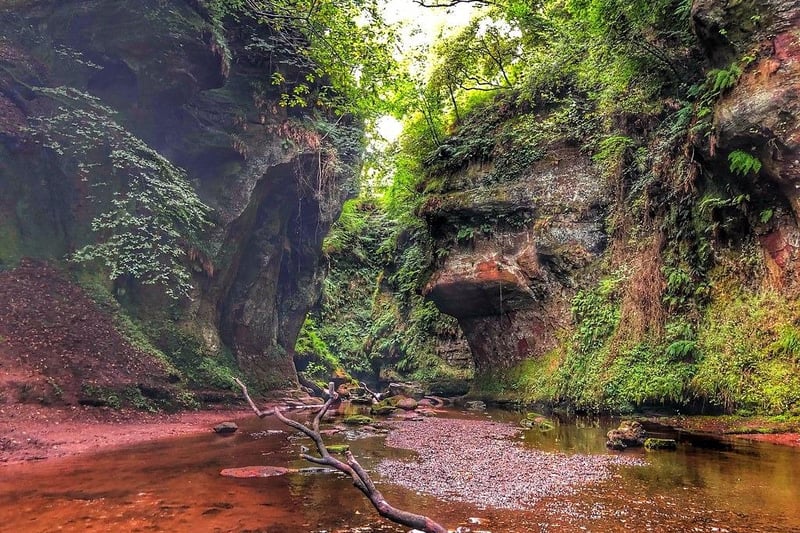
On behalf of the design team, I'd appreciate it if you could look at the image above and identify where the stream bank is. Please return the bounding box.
[2,404,800,532]
[2,397,799,467]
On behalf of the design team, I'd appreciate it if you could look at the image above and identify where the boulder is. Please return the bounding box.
[388,382,424,399]
[520,413,555,432]
[325,444,350,455]
[394,397,419,411]
[465,400,487,411]
[370,401,398,416]
[213,422,239,435]
[606,420,646,449]
[644,438,678,451]
[343,415,374,426]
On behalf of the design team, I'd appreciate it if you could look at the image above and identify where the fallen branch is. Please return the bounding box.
[359,381,384,403]
[233,378,447,533]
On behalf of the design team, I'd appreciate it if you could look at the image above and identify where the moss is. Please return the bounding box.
[325,444,350,454]
[693,287,800,414]
[370,401,397,415]
[643,438,677,450]
[0,222,22,270]
[520,413,555,431]
[343,414,373,426]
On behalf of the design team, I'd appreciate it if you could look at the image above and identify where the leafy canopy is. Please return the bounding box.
[207,0,402,119]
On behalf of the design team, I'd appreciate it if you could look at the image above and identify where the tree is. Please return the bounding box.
[208,0,402,120]
[29,87,211,298]
[426,14,521,122]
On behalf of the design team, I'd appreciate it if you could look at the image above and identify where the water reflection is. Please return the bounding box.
[0,408,799,532]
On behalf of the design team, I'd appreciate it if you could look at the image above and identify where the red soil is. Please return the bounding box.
[0,260,175,407]
[0,403,253,465]
[0,260,252,465]
[733,432,800,447]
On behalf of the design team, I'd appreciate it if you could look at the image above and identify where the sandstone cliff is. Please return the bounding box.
[0,0,357,399]
[414,0,800,412]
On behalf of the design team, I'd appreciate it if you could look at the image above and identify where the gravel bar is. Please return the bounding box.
[377,417,644,510]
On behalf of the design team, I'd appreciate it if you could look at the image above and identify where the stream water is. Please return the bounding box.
[0,408,799,532]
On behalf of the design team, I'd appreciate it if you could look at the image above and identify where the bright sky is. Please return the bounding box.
[375,0,476,142]
[383,0,475,50]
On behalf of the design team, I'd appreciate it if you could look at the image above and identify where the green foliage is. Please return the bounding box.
[295,317,343,379]
[728,150,762,176]
[688,62,744,136]
[709,64,742,93]
[665,340,697,360]
[603,343,694,406]
[571,275,624,354]
[155,325,239,391]
[593,135,634,178]
[769,326,800,362]
[426,13,521,121]
[207,0,401,119]
[309,188,468,383]
[75,273,182,379]
[29,87,211,298]
[694,289,800,414]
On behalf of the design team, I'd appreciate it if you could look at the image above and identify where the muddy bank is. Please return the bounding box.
[0,403,253,465]
[647,414,800,447]
[377,417,644,510]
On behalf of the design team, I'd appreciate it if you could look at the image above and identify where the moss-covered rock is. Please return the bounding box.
[520,413,555,432]
[370,401,397,416]
[606,420,647,449]
[325,444,350,454]
[644,438,678,450]
[343,414,374,425]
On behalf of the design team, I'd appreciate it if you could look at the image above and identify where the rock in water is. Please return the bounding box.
[465,400,487,411]
[343,415,374,426]
[214,422,239,434]
[394,397,419,411]
[644,438,677,451]
[220,466,296,478]
[606,420,646,449]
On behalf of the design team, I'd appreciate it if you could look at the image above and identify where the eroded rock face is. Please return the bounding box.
[422,144,607,370]
[0,0,355,389]
[694,0,800,286]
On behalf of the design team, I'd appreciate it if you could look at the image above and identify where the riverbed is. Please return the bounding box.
[1,408,798,532]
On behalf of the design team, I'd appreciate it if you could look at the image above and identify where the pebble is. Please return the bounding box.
[377,418,644,510]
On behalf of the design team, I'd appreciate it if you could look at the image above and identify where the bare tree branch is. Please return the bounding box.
[233,378,448,533]
[359,381,383,403]
[413,0,499,7]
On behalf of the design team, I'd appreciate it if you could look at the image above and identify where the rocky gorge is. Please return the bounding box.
[1,0,800,422]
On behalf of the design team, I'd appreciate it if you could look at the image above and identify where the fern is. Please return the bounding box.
[710,64,742,93]
[728,150,762,176]
[666,340,697,360]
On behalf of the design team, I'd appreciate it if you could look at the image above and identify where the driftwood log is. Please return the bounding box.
[359,381,384,402]
[233,378,447,533]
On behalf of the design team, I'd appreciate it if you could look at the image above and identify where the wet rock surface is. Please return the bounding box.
[213,422,239,435]
[377,417,644,510]
[606,420,646,450]
[421,143,607,371]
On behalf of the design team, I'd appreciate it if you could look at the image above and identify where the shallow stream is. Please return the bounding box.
[1,408,799,532]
